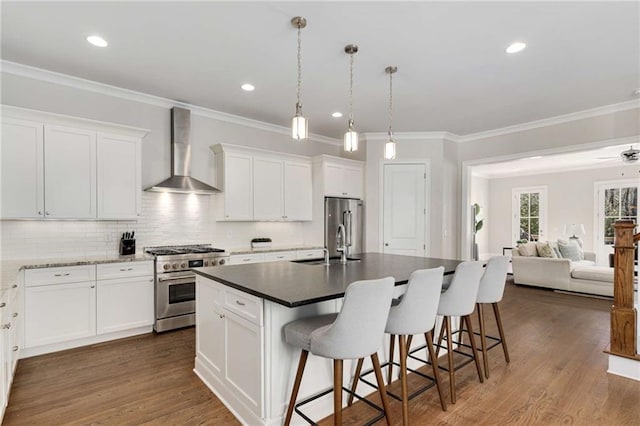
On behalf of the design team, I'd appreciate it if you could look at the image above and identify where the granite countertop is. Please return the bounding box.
[0,254,154,292]
[193,252,462,308]
[228,245,324,255]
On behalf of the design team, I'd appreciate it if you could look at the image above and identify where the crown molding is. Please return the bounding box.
[459,99,640,143]
[1,60,341,146]
[363,131,460,142]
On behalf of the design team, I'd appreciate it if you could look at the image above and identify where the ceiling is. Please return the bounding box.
[472,143,640,178]
[1,1,639,139]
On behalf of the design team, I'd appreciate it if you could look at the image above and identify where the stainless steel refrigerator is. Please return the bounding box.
[324,197,364,258]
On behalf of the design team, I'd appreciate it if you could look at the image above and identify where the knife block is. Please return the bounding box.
[119,238,136,256]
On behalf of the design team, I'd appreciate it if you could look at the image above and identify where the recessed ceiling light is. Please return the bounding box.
[505,42,526,54]
[241,83,255,92]
[331,112,343,118]
[86,35,108,47]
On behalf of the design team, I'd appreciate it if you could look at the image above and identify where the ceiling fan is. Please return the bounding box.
[598,145,640,163]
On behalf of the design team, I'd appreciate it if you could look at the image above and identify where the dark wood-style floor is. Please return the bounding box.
[4,280,640,425]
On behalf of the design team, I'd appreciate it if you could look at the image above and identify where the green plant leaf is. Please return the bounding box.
[475,219,484,233]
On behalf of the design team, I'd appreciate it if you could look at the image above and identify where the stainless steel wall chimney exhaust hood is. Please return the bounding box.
[145,107,220,194]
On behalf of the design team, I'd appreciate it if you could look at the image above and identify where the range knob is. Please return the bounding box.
[180,262,187,269]
[203,260,209,267]
[163,264,170,271]
[219,259,226,265]
[172,263,178,269]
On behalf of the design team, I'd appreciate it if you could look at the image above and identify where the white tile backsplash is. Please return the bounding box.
[1,192,312,261]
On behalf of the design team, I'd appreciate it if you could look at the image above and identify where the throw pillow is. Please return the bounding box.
[518,242,538,257]
[557,239,584,261]
[536,241,557,258]
[549,241,561,258]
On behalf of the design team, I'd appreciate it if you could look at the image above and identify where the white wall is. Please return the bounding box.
[0,71,355,259]
[486,164,640,255]
[470,175,490,256]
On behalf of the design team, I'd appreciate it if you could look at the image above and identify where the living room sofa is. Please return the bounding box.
[511,243,614,297]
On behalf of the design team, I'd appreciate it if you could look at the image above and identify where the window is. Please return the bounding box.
[512,187,547,243]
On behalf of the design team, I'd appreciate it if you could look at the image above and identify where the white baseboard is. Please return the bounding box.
[607,354,640,381]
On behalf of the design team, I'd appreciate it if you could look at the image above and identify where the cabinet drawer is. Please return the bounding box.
[25,265,96,287]
[229,254,265,265]
[264,251,296,262]
[96,261,153,279]
[224,287,263,326]
[296,249,324,260]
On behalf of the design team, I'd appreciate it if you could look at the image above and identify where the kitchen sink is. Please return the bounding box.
[292,257,361,266]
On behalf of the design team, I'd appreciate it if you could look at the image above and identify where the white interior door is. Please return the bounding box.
[383,164,426,256]
[595,180,638,266]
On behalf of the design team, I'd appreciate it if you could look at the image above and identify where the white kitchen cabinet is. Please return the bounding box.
[228,253,265,265]
[224,152,254,220]
[263,251,296,262]
[196,277,263,418]
[295,249,324,260]
[1,106,148,220]
[97,275,154,334]
[25,281,96,348]
[0,274,23,421]
[97,133,142,219]
[283,161,312,220]
[343,166,364,199]
[315,155,364,199]
[44,125,97,219]
[0,118,44,219]
[253,156,284,220]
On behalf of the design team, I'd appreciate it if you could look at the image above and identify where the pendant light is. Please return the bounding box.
[291,16,308,141]
[384,66,398,160]
[344,44,359,152]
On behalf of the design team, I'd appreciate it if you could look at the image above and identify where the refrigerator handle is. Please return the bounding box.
[345,210,353,247]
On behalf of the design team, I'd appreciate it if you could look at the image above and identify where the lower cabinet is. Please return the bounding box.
[23,261,154,357]
[196,276,264,418]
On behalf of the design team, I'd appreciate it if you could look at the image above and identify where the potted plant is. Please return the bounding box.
[472,203,484,260]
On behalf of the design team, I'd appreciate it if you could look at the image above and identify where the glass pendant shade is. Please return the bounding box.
[291,104,308,141]
[344,130,359,152]
[384,140,396,159]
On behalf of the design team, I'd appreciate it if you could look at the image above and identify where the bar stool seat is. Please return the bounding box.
[283,277,395,426]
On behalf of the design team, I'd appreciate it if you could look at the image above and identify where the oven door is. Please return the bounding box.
[156,271,196,320]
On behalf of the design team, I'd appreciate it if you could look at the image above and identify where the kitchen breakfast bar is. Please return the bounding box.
[193,253,461,425]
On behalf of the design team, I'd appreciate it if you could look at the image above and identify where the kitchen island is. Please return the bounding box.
[192,253,461,425]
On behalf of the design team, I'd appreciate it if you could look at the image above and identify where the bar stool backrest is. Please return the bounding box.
[437,261,484,316]
[477,256,510,303]
[310,276,395,359]
[385,267,444,336]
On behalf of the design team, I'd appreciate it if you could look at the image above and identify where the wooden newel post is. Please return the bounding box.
[610,220,638,357]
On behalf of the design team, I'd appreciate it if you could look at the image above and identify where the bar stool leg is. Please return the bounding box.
[334,359,343,426]
[445,316,456,404]
[399,334,409,426]
[493,302,510,363]
[347,358,364,406]
[387,334,396,384]
[463,315,484,383]
[371,352,392,426]
[436,316,446,358]
[285,350,309,426]
[425,331,447,411]
[477,303,490,379]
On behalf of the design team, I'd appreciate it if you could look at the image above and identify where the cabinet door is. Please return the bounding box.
[224,153,253,220]
[1,118,44,218]
[25,281,96,348]
[96,276,154,334]
[324,162,345,197]
[225,309,263,417]
[228,254,265,265]
[284,161,312,220]
[344,166,363,199]
[196,278,225,378]
[97,133,141,219]
[253,157,284,220]
[44,125,97,219]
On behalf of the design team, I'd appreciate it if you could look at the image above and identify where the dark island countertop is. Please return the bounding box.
[193,252,462,308]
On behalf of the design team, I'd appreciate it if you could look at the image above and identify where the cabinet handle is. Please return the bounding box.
[235,300,246,306]
[45,211,50,216]
[120,269,126,271]
[128,268,133,271]
[91,285,96,288]
[2,323,11,330]
[219,314,225,319]
[12,313,18,318]
[38,211,42,215]
[12,346,19,352]
[149,279,154,282]
[242,258,251,262]
[54,273,71,277]
[12,284,17,289]
[0,303,5,308]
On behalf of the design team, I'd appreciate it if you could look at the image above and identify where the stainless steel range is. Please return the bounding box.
[145,244,229,332]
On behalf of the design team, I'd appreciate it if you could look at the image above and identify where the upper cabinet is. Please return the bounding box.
[314,155,364,199]
[0,106,148,220]
[212,144,312,221]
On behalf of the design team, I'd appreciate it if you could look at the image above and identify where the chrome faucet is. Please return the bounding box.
[323,247,330,265]
[336,224,348,264]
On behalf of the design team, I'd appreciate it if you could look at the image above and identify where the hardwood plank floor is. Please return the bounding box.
[4,280,640,425]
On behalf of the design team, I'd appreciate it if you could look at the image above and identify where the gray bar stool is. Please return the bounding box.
[475,255,510,379]
[435,261,485,404]
[283,277,395,426]
[349,267,448,426]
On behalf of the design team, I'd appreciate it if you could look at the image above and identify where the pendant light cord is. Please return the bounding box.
[388,70,393,138]
[348,52,354,129]
[296,25,302,109]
